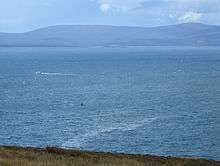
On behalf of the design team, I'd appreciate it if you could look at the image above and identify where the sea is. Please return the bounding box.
[0,46,219,160]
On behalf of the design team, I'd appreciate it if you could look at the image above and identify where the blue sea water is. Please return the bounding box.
[0,46,219,160]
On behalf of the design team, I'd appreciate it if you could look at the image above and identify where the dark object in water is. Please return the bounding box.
[80,103,84,106]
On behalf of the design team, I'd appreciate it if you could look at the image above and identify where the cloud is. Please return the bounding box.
[99,3,111,13]
[94,0,220,24]
[95,0,144,14]
[92,0,220,27]
[167,0,220,23]
[178,11,202,23]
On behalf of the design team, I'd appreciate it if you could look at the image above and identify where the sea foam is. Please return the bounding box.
[36,71,76,76]
[61,116,169,149]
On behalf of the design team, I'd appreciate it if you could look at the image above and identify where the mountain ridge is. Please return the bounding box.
[0,23,220,47]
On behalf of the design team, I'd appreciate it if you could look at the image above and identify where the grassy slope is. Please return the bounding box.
[0,146,219,166]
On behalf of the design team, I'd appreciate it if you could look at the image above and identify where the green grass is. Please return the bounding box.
[0,146,219,166]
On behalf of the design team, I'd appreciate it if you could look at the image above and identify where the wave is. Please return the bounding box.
[61,116,169,149]
[35,71,76,76]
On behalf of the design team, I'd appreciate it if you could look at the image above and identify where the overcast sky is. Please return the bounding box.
[0,0,220,32]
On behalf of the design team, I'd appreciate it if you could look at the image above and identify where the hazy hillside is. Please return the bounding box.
[0,23,220,47]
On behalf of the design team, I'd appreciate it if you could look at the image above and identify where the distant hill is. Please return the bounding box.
[0,23,220,47]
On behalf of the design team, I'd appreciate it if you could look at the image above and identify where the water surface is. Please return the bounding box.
[0,46,219,160]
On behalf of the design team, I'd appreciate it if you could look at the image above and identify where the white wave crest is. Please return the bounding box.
[35,71,76,76]
[61,116,167,149]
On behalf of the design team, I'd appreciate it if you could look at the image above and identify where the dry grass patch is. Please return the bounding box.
[0,146,219,166]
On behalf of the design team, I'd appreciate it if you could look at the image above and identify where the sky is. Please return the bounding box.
[0,0,220,32]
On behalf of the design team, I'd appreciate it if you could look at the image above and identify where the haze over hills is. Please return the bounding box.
[0,23,220,47]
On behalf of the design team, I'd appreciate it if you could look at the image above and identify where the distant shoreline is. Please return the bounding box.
[1,23,220,47]
[0,145,219,166]
[1,45,220,48]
